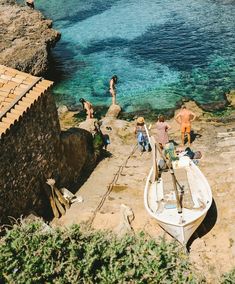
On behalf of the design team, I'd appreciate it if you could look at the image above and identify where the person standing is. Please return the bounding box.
[109,75,118,105]
[134,117,150,152]
[153,115,171,148]
[79,98,94,120]
[175,105,196,146]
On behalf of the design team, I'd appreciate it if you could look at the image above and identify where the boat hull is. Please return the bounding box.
[158,213,206,246]
[144,156,212,246]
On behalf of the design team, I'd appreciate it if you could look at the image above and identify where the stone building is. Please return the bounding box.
[0,65,95,224]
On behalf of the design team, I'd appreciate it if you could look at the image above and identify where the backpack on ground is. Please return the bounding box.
[185,147,195,159]
[193,151,202,159]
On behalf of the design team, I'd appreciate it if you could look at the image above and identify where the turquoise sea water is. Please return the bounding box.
[30,0,235,111]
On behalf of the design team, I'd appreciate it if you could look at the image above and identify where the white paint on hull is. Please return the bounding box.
[144,156,212,246]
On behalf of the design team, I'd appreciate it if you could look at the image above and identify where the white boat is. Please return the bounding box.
[144,138,212,247]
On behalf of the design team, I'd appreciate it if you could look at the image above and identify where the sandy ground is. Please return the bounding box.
[53,102,235,283]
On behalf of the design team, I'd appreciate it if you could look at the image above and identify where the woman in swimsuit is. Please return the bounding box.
[109,75,118,105]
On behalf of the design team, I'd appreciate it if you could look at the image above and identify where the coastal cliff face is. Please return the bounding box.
[0,0,60,76]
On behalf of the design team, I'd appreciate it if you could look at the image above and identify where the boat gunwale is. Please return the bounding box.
[144,158,212,228]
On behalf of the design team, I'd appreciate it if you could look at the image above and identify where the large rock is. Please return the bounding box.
[59,128,96,187]
[0,0,60,76]
[105,104,122,118]
[57,105,69,117]
[79,118,98,133]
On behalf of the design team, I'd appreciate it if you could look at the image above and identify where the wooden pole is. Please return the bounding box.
[150,136,158,183]
[170,169,182,214]
[144,126,158,183]
[155,143,182,214]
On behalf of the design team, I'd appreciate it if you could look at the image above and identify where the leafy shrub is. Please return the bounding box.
[221,268,235,284]
[0,220,203,283]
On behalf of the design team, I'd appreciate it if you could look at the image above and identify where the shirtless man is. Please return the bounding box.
[79,98,94,120]
[175,105,196,146]
[109,75,118,105]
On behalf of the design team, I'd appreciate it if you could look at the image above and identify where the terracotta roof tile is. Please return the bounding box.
[0,65,54,137]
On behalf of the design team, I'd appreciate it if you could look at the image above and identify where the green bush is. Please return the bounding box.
[0,220,203,283]
[221,268,235,284]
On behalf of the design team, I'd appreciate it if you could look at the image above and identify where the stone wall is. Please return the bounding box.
[0,92,95,223]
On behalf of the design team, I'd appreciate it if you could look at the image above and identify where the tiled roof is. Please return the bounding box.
[0,65,53,138]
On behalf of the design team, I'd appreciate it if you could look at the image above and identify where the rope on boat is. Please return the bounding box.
[87,142,138,228]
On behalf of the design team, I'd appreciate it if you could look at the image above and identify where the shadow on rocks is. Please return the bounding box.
[190,130,202,144]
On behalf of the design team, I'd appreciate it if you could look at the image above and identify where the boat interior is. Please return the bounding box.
[161,168,194,210]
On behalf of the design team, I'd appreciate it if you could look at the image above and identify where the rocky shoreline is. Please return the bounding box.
[0,0,60,76]
[56,100,235,283]
[57,89,235,131]
[56,88,235,123]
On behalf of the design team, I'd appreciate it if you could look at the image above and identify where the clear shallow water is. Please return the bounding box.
[33,0,235,111]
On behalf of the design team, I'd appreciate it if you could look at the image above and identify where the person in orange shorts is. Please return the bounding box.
[175,105,196,146]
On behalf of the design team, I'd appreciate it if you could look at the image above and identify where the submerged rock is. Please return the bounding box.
[198,100,227,112]
[0,0,60,76]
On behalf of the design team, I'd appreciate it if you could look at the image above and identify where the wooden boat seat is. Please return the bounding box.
[161,168,194,209]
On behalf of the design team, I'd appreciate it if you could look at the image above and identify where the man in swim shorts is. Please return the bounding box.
[175,105,196,146]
